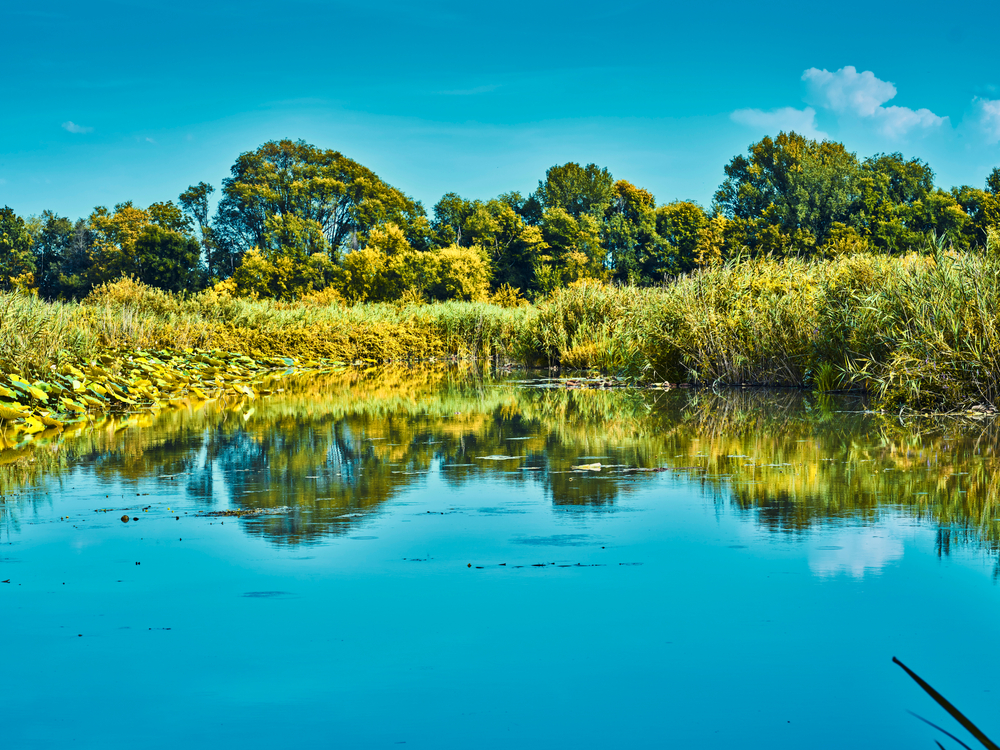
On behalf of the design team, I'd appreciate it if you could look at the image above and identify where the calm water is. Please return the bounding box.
[2,366,998,749]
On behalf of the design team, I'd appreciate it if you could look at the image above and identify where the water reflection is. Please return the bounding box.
[2,366,999,567]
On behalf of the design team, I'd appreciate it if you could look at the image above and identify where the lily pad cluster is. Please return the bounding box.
[0,348,337,446]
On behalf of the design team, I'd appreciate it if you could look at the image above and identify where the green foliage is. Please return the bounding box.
[428,244,491,302]
[534,208,606,294]
[655,201,707,274]
[603,180,665,283]
[213,138,425,274]
[536,162,614,219]
[715,131,864,254]
[148,200,193,235]
[338,225,490,304]
[179,181,217,276]
[952,168,1000,248]
[84,202,205,295]
[858,153,970,253]
[33,212,83,299]
[0,206,35,291]
[132,224,203,292]
[231,248,341,302]
[9,248,1000,411]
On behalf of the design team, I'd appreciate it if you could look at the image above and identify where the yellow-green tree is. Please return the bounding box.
[86,202,203,292]
[656,201,708,273]
[213,139,426,275]
[340,224,490,303]
[534,208,606,295]
[0,206,35,291]
[230,247,340,301]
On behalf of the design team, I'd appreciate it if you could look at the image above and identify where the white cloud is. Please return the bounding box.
[976,97,1000,143]
[875,105,947,138]
[730,106,827,139]
[61,120,93,134]
[802,65,946,137]
[145,137,157,144]
[803,66,895,117]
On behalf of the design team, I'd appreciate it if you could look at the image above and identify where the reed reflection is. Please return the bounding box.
[1,366,999,564]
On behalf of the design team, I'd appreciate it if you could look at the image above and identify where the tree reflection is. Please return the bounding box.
[1,367,1000,557]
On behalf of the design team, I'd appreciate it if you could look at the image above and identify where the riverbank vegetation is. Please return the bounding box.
[1,131,1000,422]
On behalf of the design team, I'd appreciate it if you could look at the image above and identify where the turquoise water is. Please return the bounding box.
[1,369,998,748]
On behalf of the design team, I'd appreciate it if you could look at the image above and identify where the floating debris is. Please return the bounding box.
[199,507,291,518]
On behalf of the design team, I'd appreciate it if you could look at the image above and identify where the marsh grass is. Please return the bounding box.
[7,249,1000,411]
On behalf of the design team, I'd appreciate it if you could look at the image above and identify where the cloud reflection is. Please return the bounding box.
[809,528,904,579]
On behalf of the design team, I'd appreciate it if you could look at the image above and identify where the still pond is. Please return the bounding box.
[1,366,998,748]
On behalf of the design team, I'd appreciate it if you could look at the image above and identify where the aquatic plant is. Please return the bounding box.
[894,657,998,749]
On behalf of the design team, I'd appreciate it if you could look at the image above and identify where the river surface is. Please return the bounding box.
[2,366,998,749]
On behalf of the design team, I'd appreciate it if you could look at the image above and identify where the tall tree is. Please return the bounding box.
[536,163,615,219]
[603,180,663,283]
[179,182,219,275]
[32,211,79,299]
[213,139,425,275]
[655,201,708,275]
[432,193,475,247]
[714,132,863,255]
[859,153,969,252]
[0,206,34,290]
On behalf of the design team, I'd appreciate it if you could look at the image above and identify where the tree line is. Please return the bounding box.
[2,132,999,303]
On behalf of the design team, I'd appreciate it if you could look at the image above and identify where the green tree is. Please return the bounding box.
[952,167,1000,248]
[0,206,35,291]
[432,193,475,247]
[179,182,218,275]
[32,211,85,299]
[603,180,664,283]
[714,132,863,254]
[148,200,193,235]
[655,201,708,274]
[132,224,203,292]
[536,162,615,219]
[858,153,969,252]
[84,202,205,293]
[535,208,606,294]
[213,139,425,274]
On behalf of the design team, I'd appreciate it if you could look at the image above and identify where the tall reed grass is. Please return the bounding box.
[6,249,1000,411]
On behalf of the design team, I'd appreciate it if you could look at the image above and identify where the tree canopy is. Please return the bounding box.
[212,139,426,273]
[6,133,998,304]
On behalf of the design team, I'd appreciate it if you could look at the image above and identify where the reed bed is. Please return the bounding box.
[4,249,1000,413]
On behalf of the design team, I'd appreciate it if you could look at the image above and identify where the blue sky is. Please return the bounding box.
[2,0,999,220]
